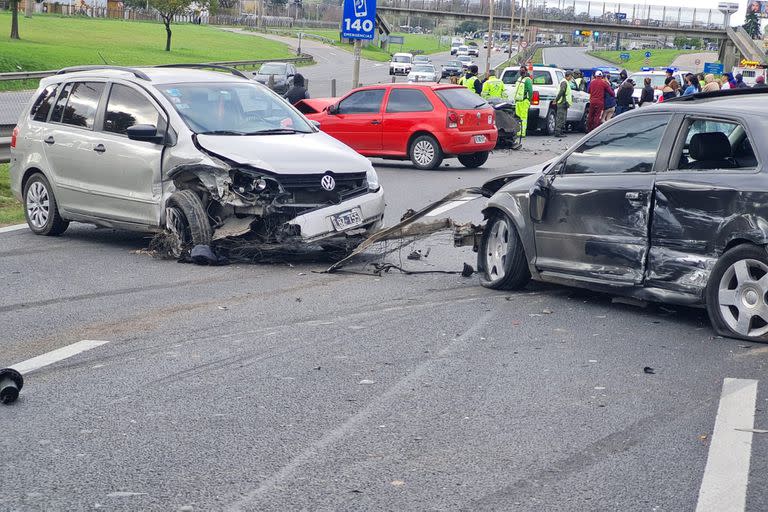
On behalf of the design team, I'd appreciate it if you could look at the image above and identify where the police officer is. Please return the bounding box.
[481,69,507,99]
[554,70,573,137]
[459,65,482,95]
[514,66,533,137]
[573,70,587,92]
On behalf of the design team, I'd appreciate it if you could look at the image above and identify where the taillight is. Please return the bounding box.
[10,126,19,149]
[658,95,664,103]
[532,91,540,106]
[447,111,458,129]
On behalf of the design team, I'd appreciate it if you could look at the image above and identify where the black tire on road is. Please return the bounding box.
[409,134,444,170]
[23,172,69,236]
[477,211,530,290]
[706,244,768,342]
[579,106,589,133]
[458,151,489,168]
[166,189,212,254]
[546,108,557,136]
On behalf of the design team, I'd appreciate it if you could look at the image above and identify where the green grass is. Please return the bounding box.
[588,49,702,72]
[0,164,24,227]
[0,13,294,73]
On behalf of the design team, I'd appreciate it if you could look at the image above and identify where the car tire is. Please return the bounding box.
[23,173,69,236]
[477,211,530,290]
[546,108,557,136]
[410,135,443,170]
[166,189,212,257]
[706,244,768,341]
[458,151,489,168]
[579,106,589,133]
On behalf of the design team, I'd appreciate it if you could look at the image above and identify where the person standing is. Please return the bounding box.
[587,70,611,131]
[682,74,701,96]
[616,78,635,115]
[514,66,534,137]
[573,71,587,92]
[553,70,573,136]
[753,75,768,88]
[639,77,655,106]
[284,73,310,104]
[481,69,507,99]
[459,65,482,95]
[735,73,749,88]
[701,74,721,92]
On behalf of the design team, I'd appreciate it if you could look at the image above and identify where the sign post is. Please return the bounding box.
[644,50,652,67]
[341,0,377,88]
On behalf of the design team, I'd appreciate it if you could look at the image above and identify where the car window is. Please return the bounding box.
[104,84,161,135]
[435,88,487,109]
[564,114,672,174]
[501,70,520,84]
[672,118,756,170]
[412,65,435,73]
[259,63,287,75]
[30,85,58,122]
[386,89,434,113]
[337,89,385,114]
[555,71,565,83]
[59,82,105,129]
[50,83,73,123]
[532,71,553,85]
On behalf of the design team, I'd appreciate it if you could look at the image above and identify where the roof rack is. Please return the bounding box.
[666,87,768,102]
[154,64,248,79]
[56,65,151,81]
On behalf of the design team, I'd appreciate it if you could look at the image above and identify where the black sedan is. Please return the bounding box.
[441,60,464,78]
[252,62,297,95]
[474,89,768,341]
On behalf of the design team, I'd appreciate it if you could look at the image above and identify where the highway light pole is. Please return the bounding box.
[485,0,494,75]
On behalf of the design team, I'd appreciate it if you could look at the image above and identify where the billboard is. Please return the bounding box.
[748,1,768,18]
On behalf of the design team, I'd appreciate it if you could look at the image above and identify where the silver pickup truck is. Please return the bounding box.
[500,65,590,135]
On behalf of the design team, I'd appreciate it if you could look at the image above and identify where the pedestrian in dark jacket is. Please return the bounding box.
[284,73,310,104]
[753,76,768,88]
[639,77,655,106]
[735,73,748,89]
[616,79,635,115]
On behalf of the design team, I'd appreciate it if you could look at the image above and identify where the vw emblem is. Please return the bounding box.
[321,175,336,191]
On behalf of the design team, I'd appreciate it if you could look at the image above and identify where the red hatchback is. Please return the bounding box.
[296,84,497,170]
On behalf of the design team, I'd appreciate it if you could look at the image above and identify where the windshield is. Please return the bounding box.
[459,46,468,51]
[413,65,435,73]
[258,63,287,75]
[393,55,412,63]
[160,82,313,134]
[629,73,667,88]
[435,88,489,109]
[447,61,462,67]
[458,56,471,62]
[501,70,520,84]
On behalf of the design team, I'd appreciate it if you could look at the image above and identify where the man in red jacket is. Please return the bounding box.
[587,70,615,132]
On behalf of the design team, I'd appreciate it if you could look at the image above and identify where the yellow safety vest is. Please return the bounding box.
[464,76,478,93]
[482,77,506,99]
[558,78,573,106]
[514,77,531,102]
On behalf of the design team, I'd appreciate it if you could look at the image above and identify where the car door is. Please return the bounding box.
[93,82,167,225]
[41,81,109,218]
[533,113,674,284]
[648,114,762,295]
[322,88,384,153]
[381,88,435,156]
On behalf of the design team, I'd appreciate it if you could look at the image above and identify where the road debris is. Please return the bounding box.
[359,379,375,385]
[0,368,23,404]
[643,367,655,374]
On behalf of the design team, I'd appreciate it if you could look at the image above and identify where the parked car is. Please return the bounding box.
[407,64,440,83]
[296,84,497,170]
[9,65,385,252]
[472,89,768,341]
[441,60,464,78]
[389,53,414,75]
[412,55,432,65]
[500,65,590,134]
[252,62,296,95]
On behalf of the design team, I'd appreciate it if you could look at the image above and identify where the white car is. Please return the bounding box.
[628,69,691,103]
[456,46,469,56]
[407,64,439,83]
[456,55,474,69]
[389,53,414,76]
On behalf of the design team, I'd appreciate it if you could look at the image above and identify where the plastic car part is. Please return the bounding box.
[0,368,24,404]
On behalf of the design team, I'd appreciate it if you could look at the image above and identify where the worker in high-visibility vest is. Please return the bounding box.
[481,69,507,99]
[458,65,482,95]
[514,66,534,137]
[554,70,574,137]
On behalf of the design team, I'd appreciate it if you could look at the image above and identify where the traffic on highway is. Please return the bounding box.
[3,19,768,512]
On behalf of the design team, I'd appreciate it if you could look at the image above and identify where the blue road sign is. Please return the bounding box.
[341,0,377,40]
[644,51,652,58]
[620,53,631,61]
[703,62,724,75]
[616,12,627,19]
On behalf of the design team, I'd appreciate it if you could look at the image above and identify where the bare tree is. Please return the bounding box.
[10,0,20,39]
[149,0,217,51]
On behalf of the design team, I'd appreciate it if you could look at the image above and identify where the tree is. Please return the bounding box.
[10,0,20,39]
[743,11,762,39]
[122,0,149,9]
[456,20,480,34]
[149,0,217,51]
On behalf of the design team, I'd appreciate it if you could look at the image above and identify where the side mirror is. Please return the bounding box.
[529,173,552,222]
[127,124,163,144]
[328,104,340,115]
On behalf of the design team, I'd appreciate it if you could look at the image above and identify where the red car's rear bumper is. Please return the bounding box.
[437,130,498,155]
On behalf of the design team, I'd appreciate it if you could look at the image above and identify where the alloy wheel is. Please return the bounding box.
[26,181,50,229]
[718,258,768,337]
[485,218,509,281]
[413,140,435,166]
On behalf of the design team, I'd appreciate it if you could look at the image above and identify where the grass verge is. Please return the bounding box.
[0,164,24,227]
[588,49,702,72]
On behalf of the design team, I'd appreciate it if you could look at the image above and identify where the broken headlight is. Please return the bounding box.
[366,168,380,192]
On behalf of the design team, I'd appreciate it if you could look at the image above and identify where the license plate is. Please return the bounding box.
[330,207,364,231]
[474,135,487,144]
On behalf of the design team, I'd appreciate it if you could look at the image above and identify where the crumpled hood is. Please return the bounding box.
[196,132,373,175]
[481,161,551,196]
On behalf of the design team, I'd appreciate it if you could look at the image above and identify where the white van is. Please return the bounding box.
[389,53,413,76]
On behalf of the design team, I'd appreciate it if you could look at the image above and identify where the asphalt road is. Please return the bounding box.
[2,39,768,512]
[542,46,615,69]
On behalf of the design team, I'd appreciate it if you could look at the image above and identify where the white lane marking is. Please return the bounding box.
[425,196,479,217]
[11,340,111,374]
[0,224,27,234]
[695,378,758,512]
